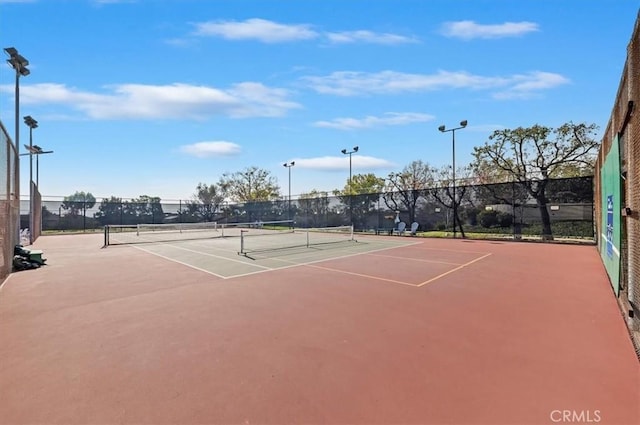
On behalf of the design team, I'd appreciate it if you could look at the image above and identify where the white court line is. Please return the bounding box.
[128,240,272,280]
[152,242,272,270]
[128,245,227,279]
[261,239,422,264]
[225,240,422,280]
[126,238,422,281]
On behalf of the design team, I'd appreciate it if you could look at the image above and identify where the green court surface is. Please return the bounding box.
[115,233,419,278]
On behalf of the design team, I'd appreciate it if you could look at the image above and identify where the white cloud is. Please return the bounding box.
[301,70,569,98]
[227,82,301,118]
[191,19,414,45]
[193,18,318,43]
[180,141,241,158]
[292,155,395,171]
[440,21,539,40]
[6,82,300,120]
[314,112,434,130]
[325,30,417,45]
[493,71,571,99]
[302,70,500,96]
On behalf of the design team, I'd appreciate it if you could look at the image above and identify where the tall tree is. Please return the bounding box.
[426,165,474,237]
[337,173,385,229]
[62,191,95,216]
[95,196,123,226]
[219,166,280,202]
[186,182,226,222]
[298,190,331,227]
[341,173,385,195]
[127,195,164,224]
[382,160,434,224]
[472,122,599,240]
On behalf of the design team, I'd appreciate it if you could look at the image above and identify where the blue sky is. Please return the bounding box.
[1,0,638,201]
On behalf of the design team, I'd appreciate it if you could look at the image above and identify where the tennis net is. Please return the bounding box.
[239,225,356,256]
[103,220,293,246]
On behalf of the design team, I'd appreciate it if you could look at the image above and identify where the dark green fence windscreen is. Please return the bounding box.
[36,176,595,243]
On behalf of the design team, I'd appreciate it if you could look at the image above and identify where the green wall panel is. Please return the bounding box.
[599,136,621,294]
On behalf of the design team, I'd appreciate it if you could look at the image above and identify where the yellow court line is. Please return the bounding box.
[365,252,463,266]
[305,264,418,287]
[417,253,492,287]
[402,244,493,255]
[225,241,421,280]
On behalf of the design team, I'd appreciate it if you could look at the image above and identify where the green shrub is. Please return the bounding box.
[478,210,499,227]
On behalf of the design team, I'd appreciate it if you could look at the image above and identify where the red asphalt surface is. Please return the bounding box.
[0,234,638,425]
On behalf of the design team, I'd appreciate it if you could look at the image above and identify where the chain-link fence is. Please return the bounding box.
[36,176,594,241]
[1,121,20,281]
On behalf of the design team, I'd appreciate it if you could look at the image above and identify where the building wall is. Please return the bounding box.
[626,15,640,334]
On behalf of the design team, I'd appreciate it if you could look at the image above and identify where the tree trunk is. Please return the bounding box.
[536,196,554,241]
[454,208,466,238]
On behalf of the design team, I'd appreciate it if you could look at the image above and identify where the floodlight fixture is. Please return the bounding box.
[438,119,468,239]
[341,146,360,225]
[23,114,38,245]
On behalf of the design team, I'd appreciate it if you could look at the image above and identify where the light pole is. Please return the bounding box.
[32,145,54,187]
[5,47,30,242]
[438,120,467,239]
[24,115,38,245]
[22,145,54,239]
[283,161,295,223]
[341,146,359,226]
[21,145,54,186]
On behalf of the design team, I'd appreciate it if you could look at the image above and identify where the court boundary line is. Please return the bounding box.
[125,237,421,280]
[152,243,273,270]
[304,263,419,287]
[403,245,492,255]
[298,251,492,288]
[365,252,463,266]
[128,245,228,279]
[416,253,492,287]
[122,237,422,280]
[225,240,423,280]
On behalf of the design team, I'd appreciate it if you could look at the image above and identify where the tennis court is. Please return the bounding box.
[1,232,638,424]
[103,221,428,279]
